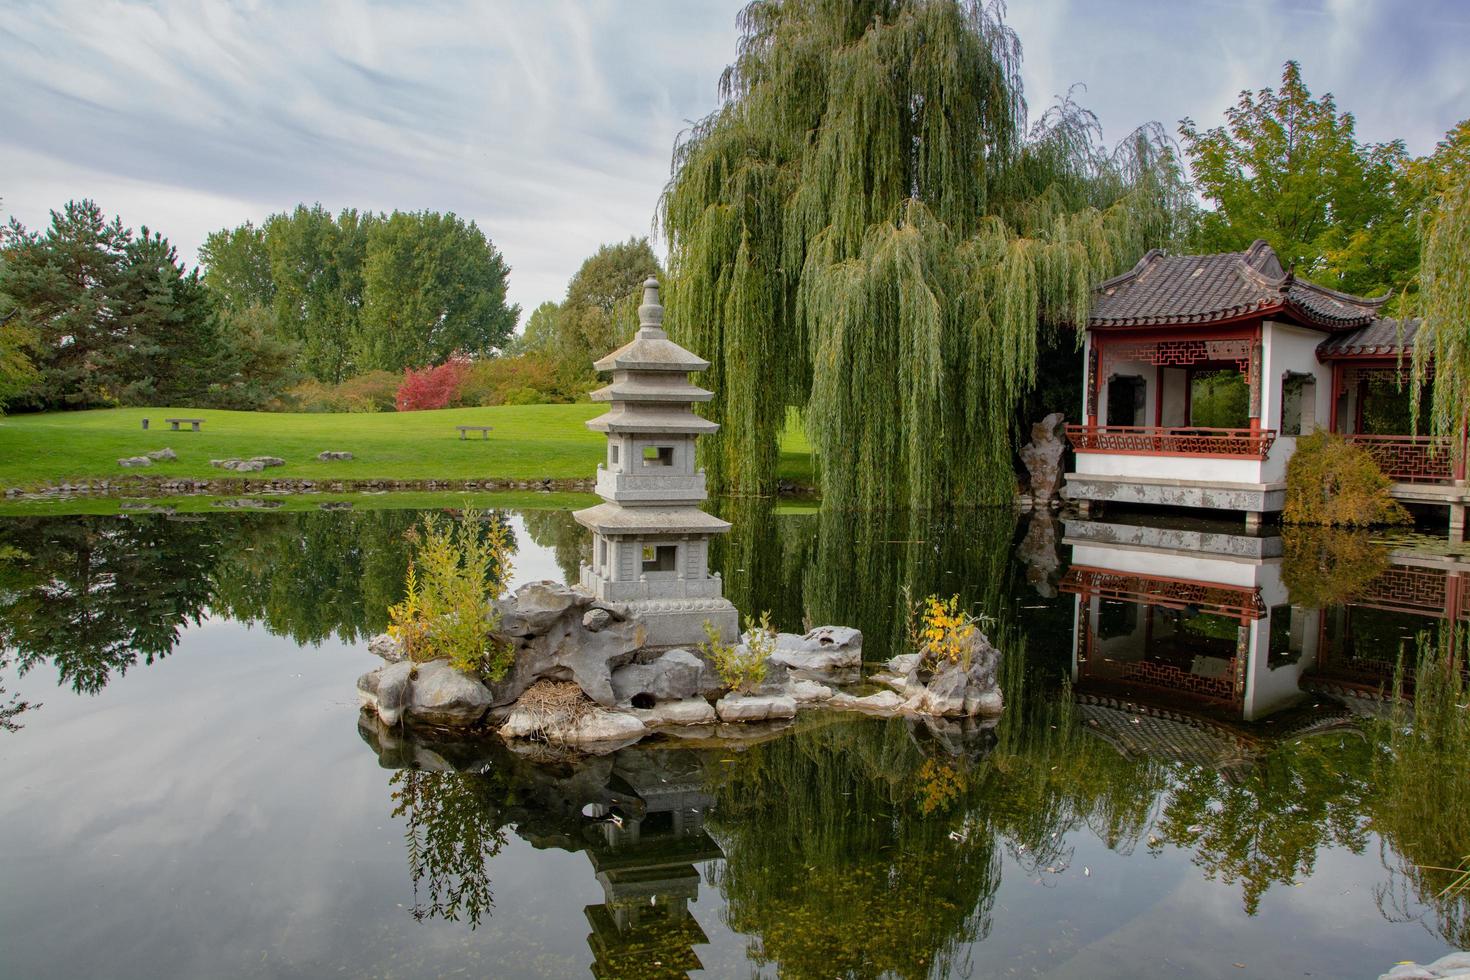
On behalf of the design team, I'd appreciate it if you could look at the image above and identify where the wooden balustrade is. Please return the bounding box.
[1065,424,1276,459]
[1344,434,1456,484]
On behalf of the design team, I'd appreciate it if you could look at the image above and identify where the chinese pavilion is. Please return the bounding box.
[1062,240,1467,537]
[573,278,740,647]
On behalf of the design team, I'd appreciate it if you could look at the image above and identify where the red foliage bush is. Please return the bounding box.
[396,357,470,411]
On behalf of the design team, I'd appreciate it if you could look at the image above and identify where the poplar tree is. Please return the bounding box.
[662,0,1188,508]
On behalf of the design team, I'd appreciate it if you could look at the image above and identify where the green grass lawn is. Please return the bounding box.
[0,405,815,489]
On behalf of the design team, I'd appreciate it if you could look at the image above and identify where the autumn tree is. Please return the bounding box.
[1180,61,1418,297]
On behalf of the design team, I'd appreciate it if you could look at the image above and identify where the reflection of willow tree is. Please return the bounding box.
[1371,629,1470,947]
[711,496,818,632]
[803,506,1017,662]
[518,509,590,584]
[390,767,511,928]
[706,715,1002,979]
[0,515,220,693]
[1152,734,1374,915]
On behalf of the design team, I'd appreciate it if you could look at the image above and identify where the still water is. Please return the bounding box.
[1,500,1467,978]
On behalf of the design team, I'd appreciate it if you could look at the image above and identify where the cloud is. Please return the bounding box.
[2,0,1466,320]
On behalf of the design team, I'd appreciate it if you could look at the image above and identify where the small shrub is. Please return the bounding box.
[455,354,576,407]
[286,370,399,413]
[700,612,772,694]
[387,507,515,679]
[910,593,985,670]
[1283,431,1410,526]
[396,357,470,411]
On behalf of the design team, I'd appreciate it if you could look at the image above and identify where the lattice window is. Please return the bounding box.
[1102,339,1252,374]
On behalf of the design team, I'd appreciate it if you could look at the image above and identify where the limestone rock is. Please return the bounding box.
[1019,412,1066,505]
[358,660,414,726]
[488,583,646,709]
[367,632,406,662]
[715,693,797,722]
[251,456,285,468]
[146,448,177,461]
[211,458,266,472]
[405,659,493,727]
[509,580,581,633]
[633,698,717,727]
[827,690,905,714]
[786,678,834,703]
[318,451,353,461]
[880,631,1003,717]
[582,608,613,632]
[1380,953,1470,979]
[118,456,153,468]
[766,626,863,672]
[498,703,646,744]
[611,648,708,705]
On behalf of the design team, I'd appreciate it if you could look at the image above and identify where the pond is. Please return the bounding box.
[1,499,1467,978]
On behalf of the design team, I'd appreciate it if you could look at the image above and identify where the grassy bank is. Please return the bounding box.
[0,405,815,489]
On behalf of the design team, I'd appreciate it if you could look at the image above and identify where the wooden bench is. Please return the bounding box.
[164,418,205,431]
[456,425,493,440]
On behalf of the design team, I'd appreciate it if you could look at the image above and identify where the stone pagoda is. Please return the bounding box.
[573,278,739,647]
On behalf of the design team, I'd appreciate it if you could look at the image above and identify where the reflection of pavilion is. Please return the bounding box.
[1307,550,1469,700]
[579,754,723,979]
[1061,517,1308,722]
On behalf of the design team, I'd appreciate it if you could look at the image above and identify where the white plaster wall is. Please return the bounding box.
[1160,367,1188,426]
[1260,321,1334,481]
[1073,452,1266,484]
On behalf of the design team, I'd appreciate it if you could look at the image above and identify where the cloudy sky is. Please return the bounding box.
[2,0,1466,321]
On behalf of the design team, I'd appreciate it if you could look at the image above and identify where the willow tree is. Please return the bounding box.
[1412,156,1470,460]
[662,0,1189,507]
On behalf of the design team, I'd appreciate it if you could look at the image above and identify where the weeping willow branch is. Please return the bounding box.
[661,0,1190,507]
[1411,177,1470,457]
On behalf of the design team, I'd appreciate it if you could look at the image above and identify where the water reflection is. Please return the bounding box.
[4,502,1470,977]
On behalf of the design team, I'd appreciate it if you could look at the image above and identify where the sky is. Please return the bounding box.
[2,0,1467,323]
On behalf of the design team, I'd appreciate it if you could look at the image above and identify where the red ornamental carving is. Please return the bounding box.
[1344,434,1454,483]
[1061,566,1266,620]
[1065,424,1276,459]
[1101,339,1252,374]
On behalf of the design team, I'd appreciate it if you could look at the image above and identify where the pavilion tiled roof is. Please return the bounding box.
[1090,239,1387,330]
[1316,317,1422,359]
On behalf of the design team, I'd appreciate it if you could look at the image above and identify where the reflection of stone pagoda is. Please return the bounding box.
[581,755,723,979]
[574,278,739,647]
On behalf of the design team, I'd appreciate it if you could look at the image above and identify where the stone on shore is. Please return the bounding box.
[367,632,407,662]
[765,626,863,672]
[828,690,905,714]
[633,698,718,727]
[498,701,646,744]
[610,649,708,705]
[715,693,797,722]
[409,659,495,727]
[1380,953,1470,979]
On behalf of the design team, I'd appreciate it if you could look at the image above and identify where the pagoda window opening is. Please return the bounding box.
[1106,374,1146,426]
[598,539,607,570]
[642,544,677,573]
[1280,372,1316,436]
[609,444,619,465]
[1188,367,1249,428]
[643,445,674,467]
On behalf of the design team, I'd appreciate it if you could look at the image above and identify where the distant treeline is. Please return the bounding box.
[0,196,665,414]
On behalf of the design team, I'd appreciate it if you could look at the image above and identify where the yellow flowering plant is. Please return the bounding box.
[912,593,982,670]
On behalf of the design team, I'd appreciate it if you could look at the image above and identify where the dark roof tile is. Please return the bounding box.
[1091,240,1386,330]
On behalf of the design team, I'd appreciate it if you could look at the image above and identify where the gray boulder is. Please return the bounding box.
[405,659,493,727]
[367,632,406,662]
[715,693,797,722]
[582,608,613,632]
[251,456,285,468]
[766,626,863,671]
[828,690,905,714]
[318,451,353,461]
[633,698,717,727]
[507,580,581,633]
[488,582,645,708]
[357,660,414,726]
[880,630,1004,717]
[498,703,646,744]
[610,649,708,705]
[118,456,153,468]
[146,448,177,461]
[1019,412,1066,505]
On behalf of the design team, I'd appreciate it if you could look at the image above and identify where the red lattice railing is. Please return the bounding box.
[1061,566,1266,620]
[1066,424,1276,459]
[1344,434,1456,484]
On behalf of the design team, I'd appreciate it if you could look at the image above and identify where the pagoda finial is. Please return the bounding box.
[638,277,665,334]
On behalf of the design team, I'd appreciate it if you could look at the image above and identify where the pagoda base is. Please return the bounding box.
[621,597,739,648]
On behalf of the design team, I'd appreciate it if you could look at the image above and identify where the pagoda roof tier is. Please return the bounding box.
[586,406,719,435]
[1091,239,1387,331]
[573,502,732,536]
[589,378,714,403]
[593,333,710,373]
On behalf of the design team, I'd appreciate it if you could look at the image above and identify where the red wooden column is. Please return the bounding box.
[1328,362,1342,433]
[1086,340,1101,426]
